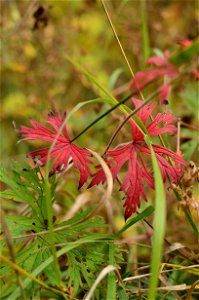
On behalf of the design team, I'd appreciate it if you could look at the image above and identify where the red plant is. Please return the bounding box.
[89,99,186,220]
[131,51,179,102]
[19,101,186,220]
[177,39,192,47]
[19,112,92,188]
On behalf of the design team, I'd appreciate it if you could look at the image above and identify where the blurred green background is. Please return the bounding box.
[1,0,198,161]
[1,3,199,296]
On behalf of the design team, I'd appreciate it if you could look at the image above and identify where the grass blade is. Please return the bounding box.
[140,0,150,64]
[116,206,154,236]
[145,136,166,300]
[108,68,123,90]
[185,208,199,238]
[106,244,116,300]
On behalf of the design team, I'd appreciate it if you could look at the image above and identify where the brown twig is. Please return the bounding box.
[180,121,199,132]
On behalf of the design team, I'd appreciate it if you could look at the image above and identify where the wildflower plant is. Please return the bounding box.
[89,99,186,219]
[1,2,199,300]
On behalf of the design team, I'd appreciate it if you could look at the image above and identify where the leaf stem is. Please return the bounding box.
[44,181,62,287]
[70,92,134,143]
[140,0,150,63]
[106,244,116,300]
[103,86,163,153]
[103,97,153,154]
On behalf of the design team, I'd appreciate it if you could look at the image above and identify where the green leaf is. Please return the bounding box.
[108,68,123,90]
[116,206,154,236]
[43,249,61,287]
[0,163,43,217]
[144,136,166,300]
[55,208,93,227]
[170,38,199,65]
[117,286,128,300]
[185,209,199,238]
[67,97,115,121]
[140,0,150,63]
[64,55,131,115]
[181,139,198,161]
[66,243,108,295]
[106,244,117,300]
[10,237,109,300]
[0,281,16,298]
[3,215,43,237]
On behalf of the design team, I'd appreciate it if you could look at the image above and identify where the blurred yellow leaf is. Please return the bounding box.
[3,92,34,116]
[24,44,37,59]
[8,63,26,73]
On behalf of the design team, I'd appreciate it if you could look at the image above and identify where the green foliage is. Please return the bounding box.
[0,161,124,299]
[145,136,166,300]
[170,38,199,65]
[1,1,198,299]
[0,161,56,222]
[66,244,106,295]
[116,206,154,236]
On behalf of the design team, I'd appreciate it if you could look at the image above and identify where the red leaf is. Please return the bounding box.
[19,112,92,188]
[177,39,192,47]
[131,52,178,93]
[159,83,170,102]
[90,100,186,219]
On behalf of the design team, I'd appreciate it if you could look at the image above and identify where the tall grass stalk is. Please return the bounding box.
[106,244,116,300]
[145,136,166,300]
[140,0,150,64]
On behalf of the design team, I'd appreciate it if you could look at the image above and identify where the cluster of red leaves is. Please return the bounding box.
[89,99,186,219]
[19,99,186,219]
[131,40,198,102]
[131,51,179,103]
[20,45,197,219]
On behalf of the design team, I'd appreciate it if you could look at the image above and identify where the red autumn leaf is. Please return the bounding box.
[89,99,186,220]
[131,52,178,93]
[159,83,170,102]
[19,112,92,188]
[146,52,170,66]
[177,39,192,47]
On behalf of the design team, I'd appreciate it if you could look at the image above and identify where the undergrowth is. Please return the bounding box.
[0,1,199,300]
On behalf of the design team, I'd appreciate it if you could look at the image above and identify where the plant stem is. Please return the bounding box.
[71,92,134,143]
[103,97,153,154]
[106,244,116,300]
[140,0,150,64]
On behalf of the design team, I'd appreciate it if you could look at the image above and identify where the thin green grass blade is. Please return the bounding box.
[116,206,154,236]
[185,208,199,237]
[108,68,123,90]
[106,244,116,300]
[145,135,166,300]
[65,55,131,115]
[70,93,132,143]
[60,56,158,144]
[174,190,199,237]
[67,97,116,121]
[44,181,62,287]
[65,55,116,100]
[140,0,150,64]
[117,286,128,300]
